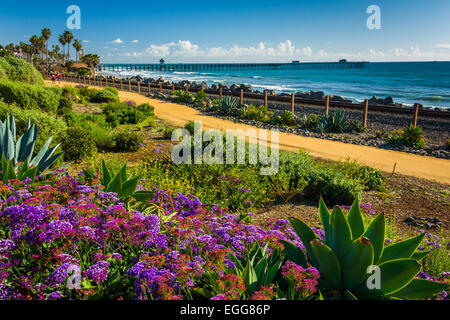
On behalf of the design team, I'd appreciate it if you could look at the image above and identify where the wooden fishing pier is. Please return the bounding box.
[99,60,369,72]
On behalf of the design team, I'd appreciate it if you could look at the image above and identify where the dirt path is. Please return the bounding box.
[46,81,450,185]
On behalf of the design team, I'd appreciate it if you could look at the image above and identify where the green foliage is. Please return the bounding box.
[387,124,427,149]
[305,114,320,129]
[61,126,97,161]
[228,243,283,296]
[91,88,119,103]
[57,96,73,115]
[0,54,43,85]
[173,90,195,103]
[0,80,61,113]
[0,102,66,151]
[195,90,207,103]
[446,139,450,149]
[103,102,152,127]
[113,130,142,152]
[83,160,154,204]
[284,199,449,300]
[218,96,239,115]
[317,110,349,133]
[239,104,273,122]
[77,85,99,100]
[331,160,385,190]
[0,154,38,184]
[0,113,62,175]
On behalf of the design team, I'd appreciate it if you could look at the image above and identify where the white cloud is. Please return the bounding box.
[436,43,450,49]
[83,40,91,43]
[112,38,123,44]
[132,40,139,43]
[112,40,450,62]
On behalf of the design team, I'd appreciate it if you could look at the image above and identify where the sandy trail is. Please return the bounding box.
[46,81,450,184]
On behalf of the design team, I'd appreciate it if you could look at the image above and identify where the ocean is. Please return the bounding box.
[102,61,450,109]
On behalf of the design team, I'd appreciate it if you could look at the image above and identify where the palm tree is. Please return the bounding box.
[38,36,46,60]
[58,34,67,62]
[29,35,39,59]
[81,53,100,76]
[41,27,51,61]
[63,30,74,61]
[72,39,82,62]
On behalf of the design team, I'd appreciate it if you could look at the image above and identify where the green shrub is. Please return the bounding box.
[446,139,450,149]
[0,54,43,85]
[57,96,73,115]
[317,110,349,133]
[91,88,119,103]
[137,103,154,116]
[103,86,119,96]
[0,101,66,151]
[173,90,195,103]
[239,104,273,121]
[305,114,319,129]
[63,112,114,151]
[0,80,61,113]
[103,102,147,126]
[218,96,239,115]
[77,85,99,100]
[387,124,427,149]
[163,127,175,139]
[61,126,97,161]
[195,90,207,103]
[114,130,142,152]
[332,160,385,190]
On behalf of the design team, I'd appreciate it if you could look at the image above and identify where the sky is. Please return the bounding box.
[0,0,449,63]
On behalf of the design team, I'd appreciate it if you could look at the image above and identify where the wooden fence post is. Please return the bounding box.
[363,99,369,128]
[219,86,223,98]
[185,85,189,93]
[105,78,108,87]
[240,89,244,105]
[148,82,151,94]
[113,78,115,88]
[172,83,175,92]
[138,82,141,94]
[264,90,268,108]
[325,95,330,116]
[159,82,163,93]
[291,93,295,113]
[128,80,131,92]
[413,103,420,127]
[120,79,123,90]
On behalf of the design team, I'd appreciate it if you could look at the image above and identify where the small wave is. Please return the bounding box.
[419,96,450,102]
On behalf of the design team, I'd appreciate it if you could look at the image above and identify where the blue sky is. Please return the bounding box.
[1,0,449,63]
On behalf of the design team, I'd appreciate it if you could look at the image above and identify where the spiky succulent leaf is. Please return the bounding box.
[30,137,52,167]
[378,233,425,264]
[355,258,420,298]
[411,251,430,260]
[347,199,365,239]
[101,160,112,186]
[280,240,308,268]
[132,190,154,202]
[106,172,122,195]
[362,213,385,264]
[121,175,142,199]
[341,237,374,289]
[310,239,342,289]
[387,279,449,300]
[329,206,352,264]
[289,218,319,266]
[318,197,331,245]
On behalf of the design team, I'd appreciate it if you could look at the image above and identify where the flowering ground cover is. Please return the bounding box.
[0,169,448,300]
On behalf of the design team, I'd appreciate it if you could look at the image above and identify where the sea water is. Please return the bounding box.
[102,61,450,109]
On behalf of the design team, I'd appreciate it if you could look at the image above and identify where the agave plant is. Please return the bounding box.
[0,154,38,184]
[318,110,349,133]
[218,96,239,115]
[228,243,282,296]
[0,114,62,175]
[282,198,449,300]
[83,160,154,204]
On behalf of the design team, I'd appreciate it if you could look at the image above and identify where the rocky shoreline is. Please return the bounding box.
[98,73,450,111]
